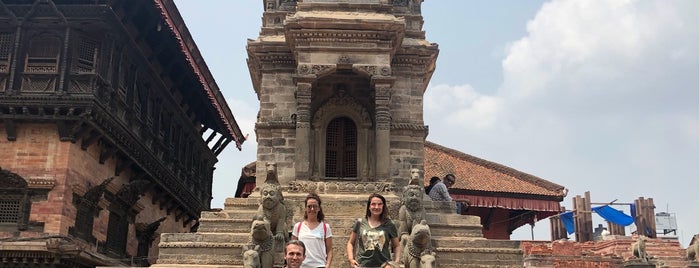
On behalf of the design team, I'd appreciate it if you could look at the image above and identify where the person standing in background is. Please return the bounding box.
[346,193,401,267]
[292,193,333,268]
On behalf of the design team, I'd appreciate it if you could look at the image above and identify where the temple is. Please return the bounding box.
[0,0,244,267]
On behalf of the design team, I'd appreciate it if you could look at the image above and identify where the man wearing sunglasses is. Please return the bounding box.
[428,174,455,202]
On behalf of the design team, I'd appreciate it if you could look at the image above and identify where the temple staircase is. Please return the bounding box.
[153,189,524,268]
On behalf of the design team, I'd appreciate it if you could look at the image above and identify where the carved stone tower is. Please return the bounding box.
[247,0,438,186]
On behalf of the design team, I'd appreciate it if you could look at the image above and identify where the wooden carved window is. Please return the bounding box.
[325,117,357,178]
[25,36,60,73]
[0,32,14,73]
[71,36,98,74]
[135,85,150,122]
[104,210,128,257]
[69,177,113,244]
[0,169,31,231]
[118,56,132,100]
[136,217,165,266]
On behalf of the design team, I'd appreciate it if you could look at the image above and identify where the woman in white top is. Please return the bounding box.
[292,193,333,268]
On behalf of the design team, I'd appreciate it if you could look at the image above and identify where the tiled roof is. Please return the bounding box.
[424,141,565,199]
[154,0,245,149]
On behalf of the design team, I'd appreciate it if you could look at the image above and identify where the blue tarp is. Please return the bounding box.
[560,211,575,234]
[592,205,634,226]
[559,205,633,234]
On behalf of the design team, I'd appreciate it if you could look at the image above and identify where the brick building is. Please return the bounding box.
[0,0,244,267]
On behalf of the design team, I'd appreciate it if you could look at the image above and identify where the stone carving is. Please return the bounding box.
[287,180,392,194]
[687,234,699,262]
[419,251,437,268]
[631,236,649,262]
[312,90,372,129]
[249,217,274,268]
[243,244,260,268]
[408,168,421,186]
[352,64,392,77]
[255,162,287,250]
[297,64,335,76]
[402,220,433,268]
[398,185,426,238]
[264,162,279,184]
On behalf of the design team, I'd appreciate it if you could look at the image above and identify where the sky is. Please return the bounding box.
[174,0,699,246]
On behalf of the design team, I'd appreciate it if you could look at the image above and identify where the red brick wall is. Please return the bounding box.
[0,123,193,260]
[521,236,689,268]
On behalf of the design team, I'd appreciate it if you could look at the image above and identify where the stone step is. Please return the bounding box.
[157,250,285,266]
[434,247,523,266]
[159,232,249,244]
[432,238,521,249]
[156,254,244,266]
[223,197,261,211]
[428,222,484,238]
[197,211,256,233]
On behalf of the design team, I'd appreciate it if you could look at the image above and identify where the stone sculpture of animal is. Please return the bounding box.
[264,162,279,185]
[631,235,648,262]
[402,220,433,268]
[250,217,275,268]
[419,251,437,268]
[242,244,261,268]
[409,168,422,186]
[256,183,287,245]
[687,234,699,262]
[399,185,426,240]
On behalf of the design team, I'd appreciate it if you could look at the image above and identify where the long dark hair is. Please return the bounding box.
[304,193,324,221]
[425,176,441,194]
[365,193,389,223]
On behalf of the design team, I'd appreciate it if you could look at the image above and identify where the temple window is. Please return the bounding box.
[71,36,98,74]
[25,36,60,73]
[0,169,31,231]
[325,116,357,178]
[104,210,129,257]
[0,32,14,73]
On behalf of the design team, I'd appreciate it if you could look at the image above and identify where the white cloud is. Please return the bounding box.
[424,84,501,130]
[425,0,699,244]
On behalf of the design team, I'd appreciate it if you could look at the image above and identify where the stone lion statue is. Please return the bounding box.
[249,217,274,268]
[242,244,261,268]
[419,251,437,268]
[256,183,287,246]
[631,235,649,262]
[402,220,433,268]
[409,168,422,186]
[687,234,699,262]
[264,162,279,185]
[399,185,427,239]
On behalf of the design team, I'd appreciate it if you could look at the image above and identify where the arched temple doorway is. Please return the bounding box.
[325,116,357,178]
